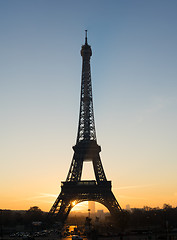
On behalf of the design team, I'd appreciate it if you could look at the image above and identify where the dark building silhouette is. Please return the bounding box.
[48,31,122,224]
[88,201,95,216]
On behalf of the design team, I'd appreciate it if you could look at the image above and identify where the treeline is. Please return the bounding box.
[1,204,177,230]
[0,206,47,227]
[120,204,177,230]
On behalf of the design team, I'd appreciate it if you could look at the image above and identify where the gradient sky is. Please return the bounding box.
[1,0,177,212]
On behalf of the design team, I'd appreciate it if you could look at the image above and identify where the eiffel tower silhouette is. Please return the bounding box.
[48,31,122,223]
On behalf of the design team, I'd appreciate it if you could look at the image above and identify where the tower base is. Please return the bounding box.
[48,180,122,223]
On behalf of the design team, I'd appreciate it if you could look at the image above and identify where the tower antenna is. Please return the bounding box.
[85,30,88,44]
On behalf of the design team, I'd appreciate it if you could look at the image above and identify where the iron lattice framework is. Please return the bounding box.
[48,31,122,223]
[77,33,96,143]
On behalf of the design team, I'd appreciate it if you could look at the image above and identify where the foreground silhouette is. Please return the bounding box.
[1,204,177,239]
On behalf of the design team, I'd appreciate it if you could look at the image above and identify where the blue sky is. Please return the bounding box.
[0,0,177,210]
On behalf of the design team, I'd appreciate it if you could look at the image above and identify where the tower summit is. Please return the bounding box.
[48,32,122,223]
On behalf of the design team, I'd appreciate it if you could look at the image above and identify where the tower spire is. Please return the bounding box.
[85,29,88,45]
[77,30,95,143]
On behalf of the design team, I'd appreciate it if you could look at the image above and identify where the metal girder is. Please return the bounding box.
[66,141,106,182]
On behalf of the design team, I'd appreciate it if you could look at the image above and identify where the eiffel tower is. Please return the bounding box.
[48,31,122,223]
